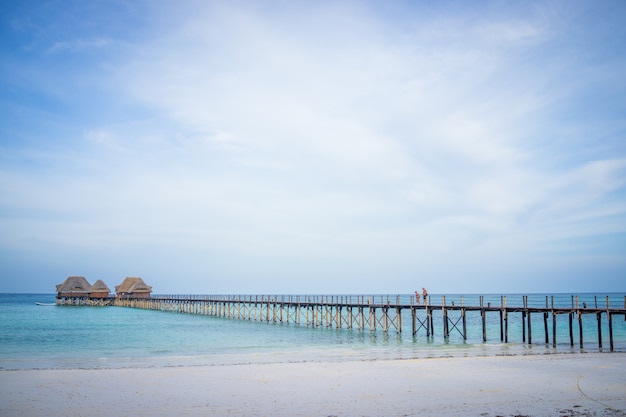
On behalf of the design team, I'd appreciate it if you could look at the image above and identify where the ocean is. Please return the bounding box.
[1,293,624,370]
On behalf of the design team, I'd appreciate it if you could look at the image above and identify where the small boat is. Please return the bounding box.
[35,302,56,306]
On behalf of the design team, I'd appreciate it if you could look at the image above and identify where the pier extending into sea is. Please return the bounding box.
[56,293,626,352]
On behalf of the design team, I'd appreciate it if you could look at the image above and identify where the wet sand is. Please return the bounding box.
[1,353,625,416]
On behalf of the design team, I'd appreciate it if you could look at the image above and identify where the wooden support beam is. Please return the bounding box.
[578,310,584,348]
[608,312,614,352]
[543,296,550,345]
[569,312,574,346]
[597,312,603,349]
[462,308,467,340]
[442,296,449,339]
[502,296,508,343]
[552,296,556,348]
[552,311,557,348]
[482,309,486,342]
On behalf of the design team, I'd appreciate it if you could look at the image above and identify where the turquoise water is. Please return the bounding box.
[1,293,625,370]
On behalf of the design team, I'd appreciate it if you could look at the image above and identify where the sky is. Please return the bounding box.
[1,0,625,295]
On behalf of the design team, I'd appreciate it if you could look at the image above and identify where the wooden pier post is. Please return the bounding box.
[608,312,614,352]
[369,304,375,332]
[499,296,504,342]
[442,296,449,339]
[569,312,574,346]
[324,301,330,328]
[347,305,353,329]
[481,296,487,342]
[426,298,432,337]
[607,296,614,352]
[527,308,532,345]
[543,295,550,345]
[578,308,584,349]
[503,296,508,343]
[522,296,527,343]
[383,307,389,332]
[551,296,556,348]
[305,303,310,326]
[359,305,365,331]
[569,296,574,346]
[597,311,603,349]
[462,308,467,340]
[266,297,271,322]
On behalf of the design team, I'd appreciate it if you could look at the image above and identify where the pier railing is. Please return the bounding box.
[56,294,626,352]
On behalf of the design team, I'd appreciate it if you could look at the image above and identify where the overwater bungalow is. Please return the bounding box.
[88,279,111,299]
[115,277,152,299]
[56,276,92,298]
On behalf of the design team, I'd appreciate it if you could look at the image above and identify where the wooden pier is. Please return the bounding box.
[57,294,626,351]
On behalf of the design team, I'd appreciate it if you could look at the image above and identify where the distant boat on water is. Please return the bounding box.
[35,302,56,306]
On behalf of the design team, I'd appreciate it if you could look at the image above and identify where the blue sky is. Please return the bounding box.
[1,0,625,294]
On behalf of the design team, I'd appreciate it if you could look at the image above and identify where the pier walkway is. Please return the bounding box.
[57,294,626,352]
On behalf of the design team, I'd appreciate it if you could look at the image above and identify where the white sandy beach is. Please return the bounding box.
[1,353,625,417]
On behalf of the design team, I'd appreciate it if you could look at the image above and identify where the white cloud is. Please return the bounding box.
[94,4,625,257]
[46,37,114,54]
[84,129,129,153]
[2,1,625,292]
[477,20,544,44]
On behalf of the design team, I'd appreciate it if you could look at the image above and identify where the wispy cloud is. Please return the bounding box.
[46,37,114,54]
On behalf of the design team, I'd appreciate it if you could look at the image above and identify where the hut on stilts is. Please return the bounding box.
[115,277,152,299]
[88,279,110,298]
[55,276,92,305]
[56,276,91,298]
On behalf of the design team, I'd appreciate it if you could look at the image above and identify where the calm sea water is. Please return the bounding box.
[1,293,624,370]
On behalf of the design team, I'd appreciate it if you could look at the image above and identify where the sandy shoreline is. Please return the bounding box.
[1,353,625,417]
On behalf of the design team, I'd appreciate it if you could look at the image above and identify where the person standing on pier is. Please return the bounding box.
[422,288,428,303]
[415,291,421,304]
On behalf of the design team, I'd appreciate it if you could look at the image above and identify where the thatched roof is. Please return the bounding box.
[89,279,110,293]
[115,277,152,293]
[56,276,92,293]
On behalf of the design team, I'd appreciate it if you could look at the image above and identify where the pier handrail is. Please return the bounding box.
[146,293,626,311]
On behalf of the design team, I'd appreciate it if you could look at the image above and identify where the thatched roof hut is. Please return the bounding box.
[115,277,152,298]
[88,279,111,298]
[56,276,92,297]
